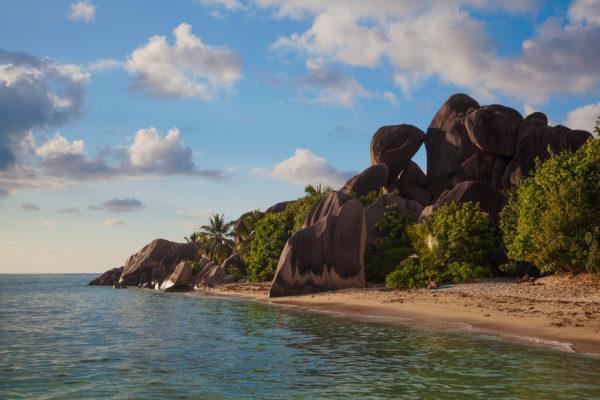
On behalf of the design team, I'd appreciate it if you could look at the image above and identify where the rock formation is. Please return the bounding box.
[371,125,425,183]
[160,261,193,292]
[89,266,123,286]
[340,163,388,197]
[270,198,366,297]
[118,239,202,288]
[303,190,350,228]
[365,194,423,244]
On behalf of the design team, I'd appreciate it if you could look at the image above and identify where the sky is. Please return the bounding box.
[1,0,599,273]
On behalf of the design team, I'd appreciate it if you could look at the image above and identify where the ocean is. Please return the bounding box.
[1,274,599,399]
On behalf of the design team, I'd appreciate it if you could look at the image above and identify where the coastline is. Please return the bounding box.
[198,276,600,356]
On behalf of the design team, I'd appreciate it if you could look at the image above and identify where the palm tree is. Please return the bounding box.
[304,184,331,196]
[198,214,234,263]
[233,209,263,257]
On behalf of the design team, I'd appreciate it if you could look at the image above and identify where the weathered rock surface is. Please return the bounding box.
[426,109,479,197]
[421,181,505,221]
[465,105,523,156]
[303,190,350,228]
[365,194,422,243]
[397,161,432,205]
[118,239,201,288]
[340,163,388,197]
[429,93,480,133]
[517,112,548,145]
[270,199,366,297]
[160,261,193,292]
[370,125,425,183]
[89,266,123,286]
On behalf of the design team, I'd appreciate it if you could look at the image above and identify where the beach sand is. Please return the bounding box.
[199,274,600,355]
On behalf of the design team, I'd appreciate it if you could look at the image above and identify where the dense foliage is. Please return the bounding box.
[185,214,234,264]
[500,138,600,274]
[385,202,501,288]
[365,204,415,282]
[246,188,327,282]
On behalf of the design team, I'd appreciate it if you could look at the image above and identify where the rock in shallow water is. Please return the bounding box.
[89,266,123,286]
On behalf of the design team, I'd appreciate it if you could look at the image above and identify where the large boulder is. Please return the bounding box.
[465,104,523,156]
[501,125,574,188]
[340,163,388,197]
[460,150,510,190]
[397,161,432,205]
[221,252,245,277]
[517,112,548,145]
[193,264,227,288]
[365,194,422,243]
[421,181,505,221]
[270,199,366,297]
[425,94,480,198]
[303,190,350,228]
[89,266,123,286]
[119,239,201,288]
[160,261,193,292]
[370,125,425,183]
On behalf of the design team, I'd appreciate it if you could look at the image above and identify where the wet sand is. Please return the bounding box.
[199,275,600,355]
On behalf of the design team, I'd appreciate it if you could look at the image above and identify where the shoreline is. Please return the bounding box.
[197,277,600,356]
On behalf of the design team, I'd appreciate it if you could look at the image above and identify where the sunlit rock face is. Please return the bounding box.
[270,197,366,297]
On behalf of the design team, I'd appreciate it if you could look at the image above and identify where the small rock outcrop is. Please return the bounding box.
[421,181,505,221]
[371,125,425,183]
[118,239,201,288]
[89,266,123,286]
[160,261,193,292]
[265,201,290,214]
[221,252,245,276]
[270,198,366,297]
[340,163,388,197]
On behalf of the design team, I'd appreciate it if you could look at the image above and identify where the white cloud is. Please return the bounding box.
[128,127,197,174]
[565,102,600,136]
[87,58,122,72]
[69,1,95,23]
[39,218,58,228]
[36,135,85,158]
[101,218,125,227]
[197,0,246,11]
[261,148,354,187]
[263,0,600,104]
[383,91,399,107]
[125,23,242,100]
[177,209,212,217]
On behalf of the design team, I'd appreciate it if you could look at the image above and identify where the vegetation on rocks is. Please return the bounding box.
[185,214,234,264]
[501,137,600,274]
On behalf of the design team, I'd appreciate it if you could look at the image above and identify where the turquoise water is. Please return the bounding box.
[1,275,600,399]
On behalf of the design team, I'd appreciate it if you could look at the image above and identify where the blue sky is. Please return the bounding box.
[0,0,599,273]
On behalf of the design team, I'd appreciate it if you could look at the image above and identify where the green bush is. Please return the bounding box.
[245,192,325,282]
[444,262,490,283]
[501,138,600,274]
[365,204,416,282]
[385,257,428,289]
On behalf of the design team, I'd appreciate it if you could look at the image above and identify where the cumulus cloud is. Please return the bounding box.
[260,0,600,104]
[259,148,354,187]
[0,49,88,171]
[101,218,125,227]
[197,0,246,11]
[565,102,600,136]
[31,128,223,182]
[69,1,95,23]
[125,23,242,100]
[21,202,40,211]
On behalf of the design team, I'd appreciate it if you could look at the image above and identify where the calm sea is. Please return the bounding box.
[1,274,600,399]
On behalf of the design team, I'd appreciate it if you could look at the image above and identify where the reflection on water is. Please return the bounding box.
[1,275,599,399]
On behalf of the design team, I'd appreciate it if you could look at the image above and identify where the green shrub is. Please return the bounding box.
[501,138,600,274]
[365,204,416,282]
[246,211,293,282]
[444,262,490,283]
[189,261,205,274]
[385,257,428,289]
[245,191,325,282]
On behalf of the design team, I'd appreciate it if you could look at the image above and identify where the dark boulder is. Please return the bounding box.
[397,161,432,205]
[460,149,510,190]
[421,181,505,221]
[266,201,290,214]
[465,105,523,156]
[221,252,246,277]
[429,93,480,133]
[340,163,388,197]
[365,194,422,243]
[119,239,201,288]
[370,125,425,183]
[89,266,123,286]
[270,199,366,297]
[517,112,548,145]
[160,261,193,292]
[303,190,351,228]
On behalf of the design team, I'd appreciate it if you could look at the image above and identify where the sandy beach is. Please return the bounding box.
[201,274,600,355]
